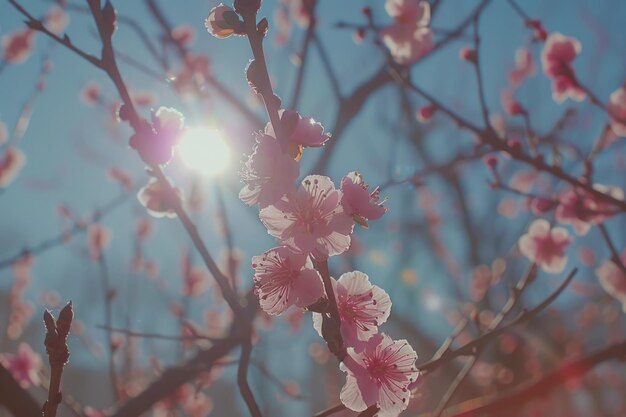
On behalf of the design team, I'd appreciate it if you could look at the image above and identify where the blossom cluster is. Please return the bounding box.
[239,112,418,415]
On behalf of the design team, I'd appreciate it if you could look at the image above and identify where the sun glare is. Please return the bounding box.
[177,127,231,177]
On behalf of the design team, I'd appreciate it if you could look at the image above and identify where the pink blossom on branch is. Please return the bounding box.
[540,33,586,103]
[137,177,181,218]
[555,185,624,235]
[595,251,626,312]
[265,110,331,151]
[239,133,299,208]
[1,28,36,64]
[251,246,324,315]
[607,86,626,137]
[204,4,243,39]
[509,47,536,87]
[129,107,185,166]
[259,175,354,260]
[381,0,433,65]
[341,172,387,228]
[0,343,42,388]
[518,219,572,273]
[0,146,26,188]
[312,271,391,351]
[87,224,111,261]
[340,333,419,417]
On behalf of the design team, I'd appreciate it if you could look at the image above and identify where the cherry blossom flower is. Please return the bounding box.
[107,167,134,192]
[416,104,435,123]
[1,28,36,64]
[518,219,572,273]
[239,134,299,208]
[137,177,181,218]
[204,4,242,38]
[171,54,211,99]
[265,110,331,151]
[129,107,185,166]
[381,0,433,65]
[81,82,101,105]
[87,224,111,261]
[607,86,626,137]
[341,172,387,228]
[555,185,624,235]
[0,146,26,188]
[501,89,524,116]
[0,343,42,388]
[0,121,7,144]
[171,25,196,47]
[312,271,391,350]
[509,48,536,87]
[252,246,324,315]
[340,333,419,417]
[595,251,626,312]
[259,175,354,260]
[45,5,69,35]
[459,47,476,62]
[540,33,586,103]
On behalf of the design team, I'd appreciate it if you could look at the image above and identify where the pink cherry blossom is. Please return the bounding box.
[416,104,435,123]
[540,33,586,103]
[252,246,324,315]
[171,25,196,47]
[0,146,26,188]
[259,175,354,260]
[595,251,626,312]
[312,271,391,351]
[341,172,387,228]
[87,224,111,261]
[518,219,572,273]
[1,28,36,64]
[607,86,626,137]
[171,54,211,99]
[265,110,331,149]
[555,185,624,235]
[81,82,101,105]
[205,4,241,38]
[509,48,536,87]
[381,0,433,65]
[239,134,299,208]
[0,121,7,144]
[340,333,419,417]
[45,6,69,35]
[129,107,185,166]
[137,177,181,218]
[501,89,524,116]
[107,167,134,192]
[0,343,42,388]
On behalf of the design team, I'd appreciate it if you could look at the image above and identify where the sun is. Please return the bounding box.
[177,127,231,177]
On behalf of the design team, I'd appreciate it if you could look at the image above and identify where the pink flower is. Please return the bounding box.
[459,47,476,62]
[171,25,196,47]
[501,89,525,116]
[381,0,433,65]
[129,107,185,166]
[1,28,36,64]
[509,48,536,87]
[595,251,626,312]
[607,86,626,137]
[0,121,7,144]
[88,224,111,260]
[313,271,391,351]
[137,177,181,218]
[341,172,387,228]
[172,54,211,100]
[0,146,26,188]
[265,110,331,150]
[252,247,324,315]
[340,333,419,416]
[107,167,134,192]
[204,4,242,38]
[260,175,354,260]
[540,33,586,103]
[81,82,101,105]
[0,343,42,388]
[239,134,299,208]
[518,219,572,273]
[416,104,435,123]
[45,6,69,35]
[181,250,209,297]
[556,185,624,235]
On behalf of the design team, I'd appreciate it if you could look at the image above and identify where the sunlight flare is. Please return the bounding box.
[177,127,230,177]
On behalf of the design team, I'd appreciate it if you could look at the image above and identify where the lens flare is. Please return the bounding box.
[177,127,230,177]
